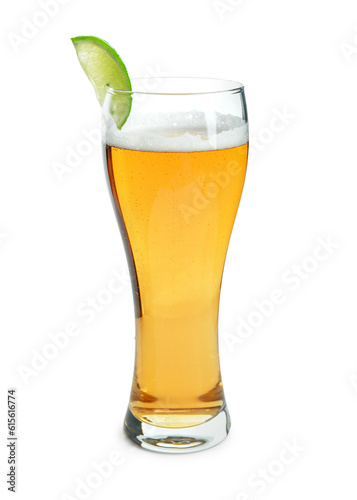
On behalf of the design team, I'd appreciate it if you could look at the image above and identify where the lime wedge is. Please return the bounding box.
[71,36,132,129]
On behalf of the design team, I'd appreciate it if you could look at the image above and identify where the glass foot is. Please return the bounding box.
[123,404,231,453]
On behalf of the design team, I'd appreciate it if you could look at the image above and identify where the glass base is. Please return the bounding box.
[123,404,231,453]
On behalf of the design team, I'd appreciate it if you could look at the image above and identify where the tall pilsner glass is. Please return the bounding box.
[102,78,248,453]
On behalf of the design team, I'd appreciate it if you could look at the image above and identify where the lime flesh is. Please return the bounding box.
[71,36,132,129]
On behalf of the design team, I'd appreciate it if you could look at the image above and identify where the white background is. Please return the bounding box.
[1,0,357,499]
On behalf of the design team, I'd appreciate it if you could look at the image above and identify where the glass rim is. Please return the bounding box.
[106,77,244,96]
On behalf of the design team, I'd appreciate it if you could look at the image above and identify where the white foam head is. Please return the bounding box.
[104,110,248,152]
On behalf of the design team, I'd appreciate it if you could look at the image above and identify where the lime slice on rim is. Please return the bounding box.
[71,36,132,129]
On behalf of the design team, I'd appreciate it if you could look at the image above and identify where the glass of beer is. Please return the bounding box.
[102,78,248,453]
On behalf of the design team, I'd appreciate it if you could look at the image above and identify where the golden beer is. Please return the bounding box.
[106,142,248,429]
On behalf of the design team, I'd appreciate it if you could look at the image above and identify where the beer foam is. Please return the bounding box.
[104,111,248,152]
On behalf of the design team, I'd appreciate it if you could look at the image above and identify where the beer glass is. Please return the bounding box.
[102,78,248,453]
